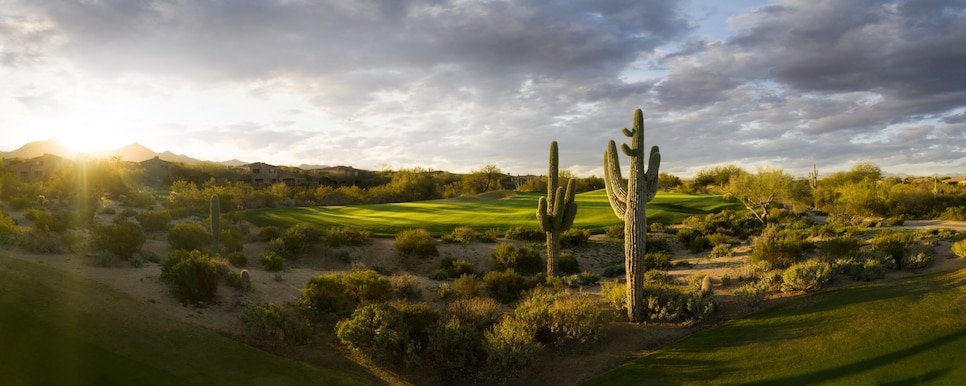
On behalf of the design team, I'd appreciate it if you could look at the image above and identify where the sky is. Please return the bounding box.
[1,0,964,178]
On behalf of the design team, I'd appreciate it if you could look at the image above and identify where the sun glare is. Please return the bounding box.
[55,129,126,155]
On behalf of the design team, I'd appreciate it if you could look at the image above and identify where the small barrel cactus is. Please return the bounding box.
[240,269,252,292]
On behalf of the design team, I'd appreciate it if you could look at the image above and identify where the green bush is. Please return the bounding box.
[483,269,535,304]
[299,273,353,314]
[640,285,718,322]
[644,252,672,271]
[871,230,914,269]
[135,210,171,232]
[438,256,475,278]
[394,228,438,257]
[645,270,674,285]
[708,244,734,259]
[483,315,541,368]
[324,226,370,247]
[220,227,247,253]
[91,220,145,260]
[226,251,248,267]
[602,264,625,278]
[820,236,861,259]
[19,228,66,254]
[161,249,220,304]
[480,228,502,243]
[903,245,935,270]
[426,318,482,369]
[844,257,887,281]
[601,280,627,312]
[24,208,70,233]
[282,224,319,257]
[241,302,312,343]
[504,226,543,242]
[453,274,480,298]
[264,237,291,260]
[0,212,20,245]
[492,244,543,276]
[749,225,811,268]
[391,272,422,300]
[335,301,440,365]
[167,222,210,251]
[342,269,393,304]
[605,224,624,240]
[560,228,590,248]
[257,226,282,241]
[441,226,478,243]
[445,297,501,332]
[781,260,832,292]
[939,206,966,221]
[953,239,966,259]
[733,280,770,307]
[259,251,285,272]
[513,288,605,344]
[558,253,580,275]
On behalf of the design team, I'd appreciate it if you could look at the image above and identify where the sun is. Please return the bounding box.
[54,129,129,155]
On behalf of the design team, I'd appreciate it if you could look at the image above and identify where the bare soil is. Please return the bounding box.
[5,215,966,385]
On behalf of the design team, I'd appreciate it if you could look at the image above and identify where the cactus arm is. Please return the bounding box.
[604,142,628,218]
[537,196,550,232]
[644,146,661,201]
[560,179,578,230]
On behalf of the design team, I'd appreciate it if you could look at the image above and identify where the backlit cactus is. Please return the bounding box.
[536,141,578,276]
[808,164,818,190]
[210,194,220,254]
[603,108,660,322]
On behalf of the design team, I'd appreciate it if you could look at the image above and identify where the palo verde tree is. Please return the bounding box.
[603,108,661,322]
[536,141,577,276]
[722,166,793,226]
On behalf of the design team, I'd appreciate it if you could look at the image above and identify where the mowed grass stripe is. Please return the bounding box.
[584,268,966,385]
[0,255,366,386]
[245,190,744,237]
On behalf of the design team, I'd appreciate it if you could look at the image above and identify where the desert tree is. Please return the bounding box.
[722,166,793,226]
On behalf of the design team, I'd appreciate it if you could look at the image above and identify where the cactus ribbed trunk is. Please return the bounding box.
[210,194,220,254]
[603,109,660,322]
[537,141,577,276]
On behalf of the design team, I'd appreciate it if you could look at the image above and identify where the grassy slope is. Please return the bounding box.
[585,268,966,385]
[245,190,744,237]
[0,255,365,386]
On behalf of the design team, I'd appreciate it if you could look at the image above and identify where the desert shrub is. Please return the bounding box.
[135,210,171,232]
[559,272,600,287]
[0,213,20,245]
[299,273,353,314]
[257,226,282,241]
[484,315,541,368]
[903,245,935,270]
[259,251,285,272]
[939,206,966,221]
[749,225,811,268]
[161,249,220,304]
[503,226,543,242]
[241,302,312,343]
[645,234,674,254]
[282,224,319,257]
[560,228,590,248]
[391,272,422,300]
[558,253,580,275]
[640,285,718,322]
[602,264,625,278]
[953,239,966,258]
[809,223,844,238]
[335,301,440,365]
[446,296,502,332]
[687,235,710,252]
[601,280,628,313]
[453,274,480,298]
[483,269,535,304]
[708,243,734,259]
[24,208,70,233]
[226,251,248,267]
[428,269,449,281]
[781,260,832,292]
[91,220,145,260]
[644,251,672,271]
[167,222,210,251]
[676,228,700,245]
[871,230,914,269]
[18,228,66,254]
[342,269,393,303]
[733,281,771,307]
[645,270,673,285]
[99,207,117,215]
[441,226,478,244]
[841,256,887,281]
[426,318,482,369]
[438,256,475,279]
[480,228,502,243]
[605,224,624,240]
[512,288,604,344]
[492,244,543,276]
[819,236,861,259]
[325,226,370,247]
[118,208,138,219]
[394,228,438,257]
[649,222,666,233]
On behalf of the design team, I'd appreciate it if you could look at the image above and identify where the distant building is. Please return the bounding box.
[140,156,174,185]
[4,154,69,180]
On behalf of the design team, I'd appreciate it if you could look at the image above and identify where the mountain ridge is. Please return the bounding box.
[0,139,241,166]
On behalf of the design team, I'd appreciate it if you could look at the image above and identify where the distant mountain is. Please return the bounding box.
[298,163,331,170]
[109,143,159,163]
[0,138,74,160]
[219,159,249,167]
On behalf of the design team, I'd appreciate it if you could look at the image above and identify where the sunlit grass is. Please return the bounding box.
[244,190,744,237]
[0,255,365,386]
[584,268,966,385]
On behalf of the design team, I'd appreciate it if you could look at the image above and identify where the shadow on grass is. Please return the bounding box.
[746,329,966,385]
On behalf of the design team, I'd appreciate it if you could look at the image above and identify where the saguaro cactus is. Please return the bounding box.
[808,164,818,190]
[603,108,660,322]
[537,141,578,276]
[210,194,220,254]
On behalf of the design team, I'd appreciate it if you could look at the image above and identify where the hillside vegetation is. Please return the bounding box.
[244,190,745,237]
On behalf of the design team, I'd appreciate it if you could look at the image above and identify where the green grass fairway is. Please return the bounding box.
[585,268,966,385]
[245,190,743,237]
[0,255,365,386]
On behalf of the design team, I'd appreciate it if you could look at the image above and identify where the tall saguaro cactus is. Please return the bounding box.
[808,164,818,190]
[210,194,220,254]
[603,108,661,322]
[537,141,578,276]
